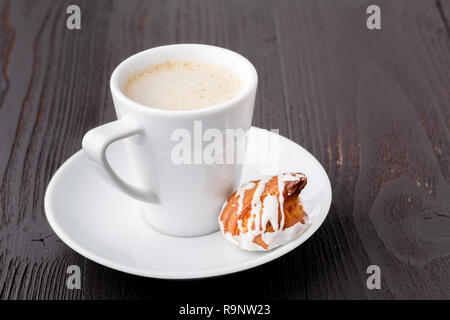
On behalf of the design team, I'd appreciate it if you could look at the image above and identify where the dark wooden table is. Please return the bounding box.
[0,0,449,300]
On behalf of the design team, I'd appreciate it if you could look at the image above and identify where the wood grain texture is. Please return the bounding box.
[0,0,449,299]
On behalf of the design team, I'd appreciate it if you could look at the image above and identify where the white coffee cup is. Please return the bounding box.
[82,44,257,236]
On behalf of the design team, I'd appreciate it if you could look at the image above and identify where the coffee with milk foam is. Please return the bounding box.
[124,61,242,111]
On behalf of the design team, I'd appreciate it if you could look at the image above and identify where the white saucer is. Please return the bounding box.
[45,127,332,279]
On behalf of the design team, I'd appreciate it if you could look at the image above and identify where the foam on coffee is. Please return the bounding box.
[124,61,241,110]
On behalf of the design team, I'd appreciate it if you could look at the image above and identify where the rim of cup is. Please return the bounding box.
[110,43,258,117]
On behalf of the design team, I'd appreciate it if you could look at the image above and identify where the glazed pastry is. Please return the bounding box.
[219,172,309,251]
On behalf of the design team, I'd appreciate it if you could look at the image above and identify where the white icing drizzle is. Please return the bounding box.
[261,195,279,232]
[247,176,272,235]
[237,220,243,234]
[235,182,255,233]
[236,182,255,216]
[277,175,286,230]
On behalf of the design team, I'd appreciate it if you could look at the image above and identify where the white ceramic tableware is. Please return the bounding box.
[45,127,332,279]
[82,44,257,237]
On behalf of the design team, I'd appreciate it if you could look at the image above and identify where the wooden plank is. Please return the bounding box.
[437,0,450,33]
[0,0,88,299]
[275,0,450,299]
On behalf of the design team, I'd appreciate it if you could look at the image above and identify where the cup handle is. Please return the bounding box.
[82,117,158,203]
